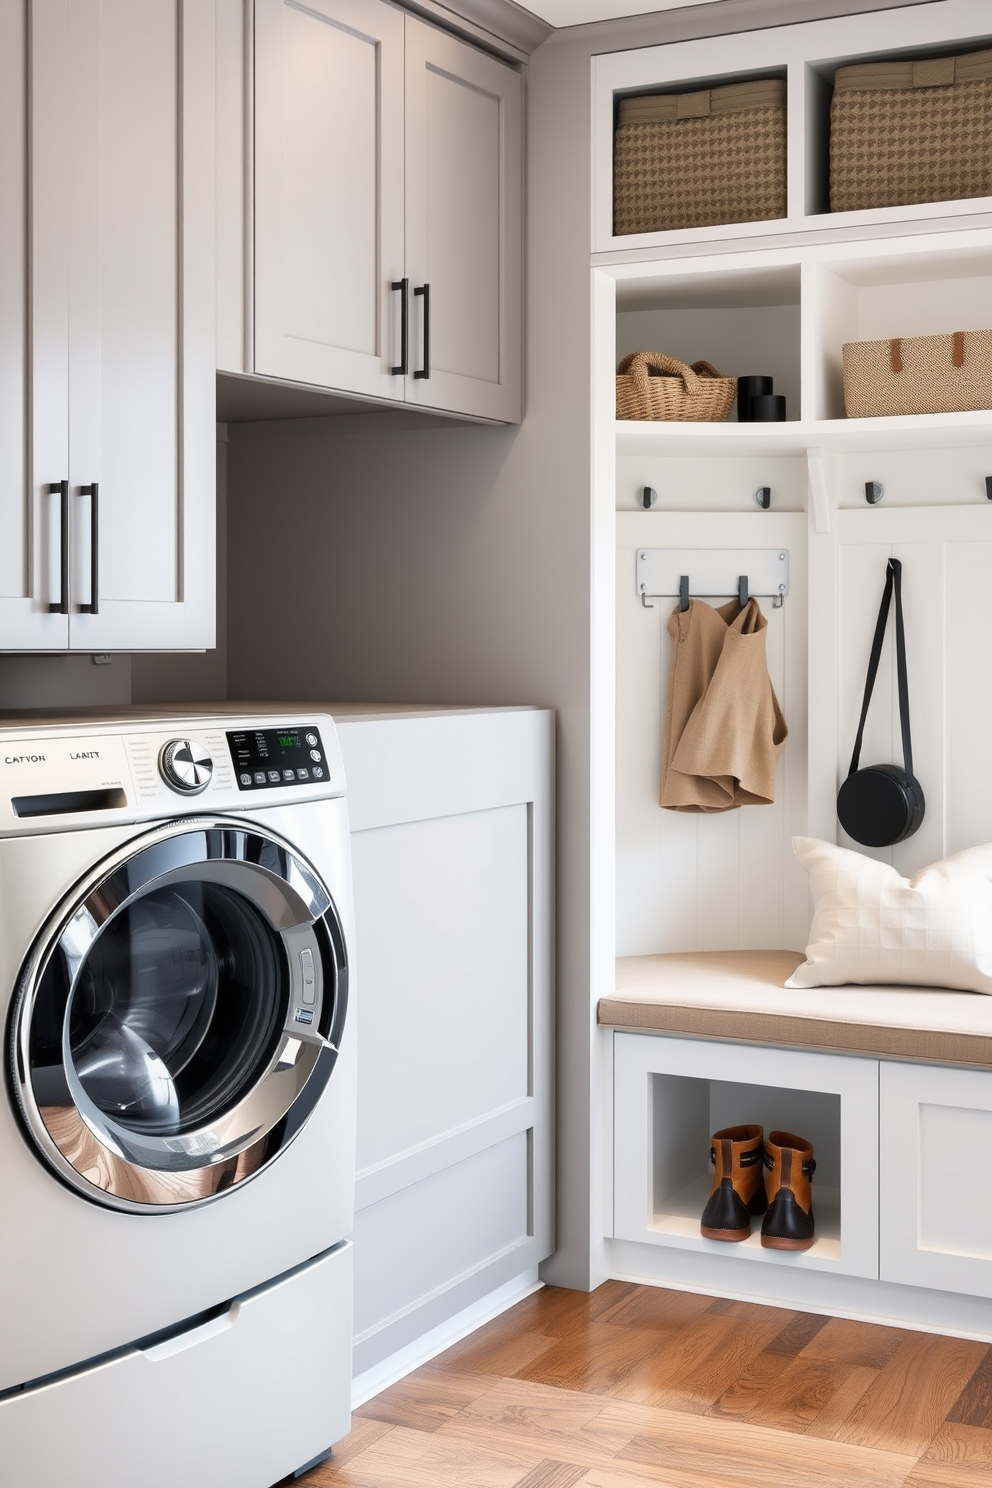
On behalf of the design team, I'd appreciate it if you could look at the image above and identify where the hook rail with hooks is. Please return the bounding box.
[637,549,789,611]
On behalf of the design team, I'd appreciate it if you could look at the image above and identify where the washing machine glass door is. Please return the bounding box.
[10,818,348,1212]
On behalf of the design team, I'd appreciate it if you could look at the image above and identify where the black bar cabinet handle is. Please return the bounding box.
[48,480,69,614]
[78,482,99,614]
[414,283,431,380]
[390,278,408,376]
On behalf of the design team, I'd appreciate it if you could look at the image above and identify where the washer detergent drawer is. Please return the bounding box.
[0,1242,352,1488]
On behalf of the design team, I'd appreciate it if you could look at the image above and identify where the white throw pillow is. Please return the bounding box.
[786,836,992,993]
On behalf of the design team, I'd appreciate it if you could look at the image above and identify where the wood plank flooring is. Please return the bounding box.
[297,1284,992,1487]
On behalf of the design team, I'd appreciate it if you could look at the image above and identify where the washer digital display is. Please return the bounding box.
[227,726,326,790]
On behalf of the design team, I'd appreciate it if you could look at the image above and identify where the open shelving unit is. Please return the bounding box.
[593,0,992,256]
[594,0,992,1306]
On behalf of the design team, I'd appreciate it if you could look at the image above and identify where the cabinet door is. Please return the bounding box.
[66,0,215,651]
[403,18,521,423]
[0,0,70,649]
[253,0,405,399]
[880,1060,992,1298]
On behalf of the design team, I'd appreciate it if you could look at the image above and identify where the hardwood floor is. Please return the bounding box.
[298,1284,992,1487]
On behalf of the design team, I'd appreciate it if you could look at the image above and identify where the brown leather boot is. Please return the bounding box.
[700,1125,767,1241]
[760,1131,816,1250]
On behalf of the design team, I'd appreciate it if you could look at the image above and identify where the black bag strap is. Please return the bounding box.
[848,558,914,780]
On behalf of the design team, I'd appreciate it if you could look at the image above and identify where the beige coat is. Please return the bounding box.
[660,597,788,811]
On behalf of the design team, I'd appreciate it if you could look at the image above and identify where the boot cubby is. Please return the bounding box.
[612,1032,879,1278]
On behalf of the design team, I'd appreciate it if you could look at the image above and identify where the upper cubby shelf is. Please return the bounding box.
[592,0,992,257]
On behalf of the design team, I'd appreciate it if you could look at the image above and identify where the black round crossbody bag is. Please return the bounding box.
[837,557,925,847]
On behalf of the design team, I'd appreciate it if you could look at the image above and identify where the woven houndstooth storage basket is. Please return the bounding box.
[830,47,992,213]
[842,329,992,417]
[613,79,787,236]
[616,352,737,422]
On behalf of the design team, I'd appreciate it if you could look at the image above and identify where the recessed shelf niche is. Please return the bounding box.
[616,265,801,423]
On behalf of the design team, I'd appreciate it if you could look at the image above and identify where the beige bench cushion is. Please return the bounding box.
[600,950,992,1066]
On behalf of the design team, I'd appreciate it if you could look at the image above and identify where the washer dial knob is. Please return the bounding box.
[160,739,213,795]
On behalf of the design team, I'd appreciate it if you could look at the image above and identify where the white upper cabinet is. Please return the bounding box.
[403,18,521,423]
[250,3,522,423]
[0,0,215,654]
[253,0,405,400]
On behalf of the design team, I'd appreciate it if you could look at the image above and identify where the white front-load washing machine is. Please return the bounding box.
[0,712,356,1488]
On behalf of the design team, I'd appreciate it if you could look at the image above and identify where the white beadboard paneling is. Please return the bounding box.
[352,1132,531,1340]
[616,508,807,955]
[946,542,992,855]
[352,805,529,1173]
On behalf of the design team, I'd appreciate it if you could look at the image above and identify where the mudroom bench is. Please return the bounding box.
[600,951,992,1327]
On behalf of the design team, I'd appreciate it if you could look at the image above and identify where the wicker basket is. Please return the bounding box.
[842,330,992,417]
[830,48,992,213]
[613,79,786,236]
[616,351,737,422]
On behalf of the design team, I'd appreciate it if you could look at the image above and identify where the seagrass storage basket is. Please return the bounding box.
[616,352,737,422]
[613,79,787,235]
[830,47,992,213]
[842,329,992,417]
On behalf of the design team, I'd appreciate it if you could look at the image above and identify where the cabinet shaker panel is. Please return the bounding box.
[0,0,70,648]
[404,18,521,422]
[69,2,174,638]
[253,0,405,399]
[881,1061,992,1298]
[67,0,215,650]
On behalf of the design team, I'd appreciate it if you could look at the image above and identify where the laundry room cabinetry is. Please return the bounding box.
[244,0,522,423]
[334,706,553,1375]
[0,0,216,654]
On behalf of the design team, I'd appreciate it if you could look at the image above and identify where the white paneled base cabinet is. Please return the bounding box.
[335,707,553,1374]
[613,1033,992,1329]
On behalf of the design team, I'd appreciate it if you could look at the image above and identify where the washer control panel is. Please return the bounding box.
[159,738,214,795]
[227,725,328,791]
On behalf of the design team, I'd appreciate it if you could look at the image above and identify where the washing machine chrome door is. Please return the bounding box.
[10,817,348,1213]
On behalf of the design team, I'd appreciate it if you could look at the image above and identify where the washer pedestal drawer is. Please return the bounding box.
[0,1241,352,1488]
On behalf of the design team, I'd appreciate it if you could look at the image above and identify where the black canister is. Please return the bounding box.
[737,375,773,422]
[750,393,786,421]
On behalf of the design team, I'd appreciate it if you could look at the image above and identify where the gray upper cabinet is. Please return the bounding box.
[253,0,406,402]
[403,17,522,423]
[249,1,522,423]
[0,0,216,653]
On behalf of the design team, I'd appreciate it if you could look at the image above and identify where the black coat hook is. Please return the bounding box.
[865,481,884,504]
[640,486,657,509]
[986,476,992,500]
[738,575,749,607]
[754,487,771,510]
[679,575,689,612]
